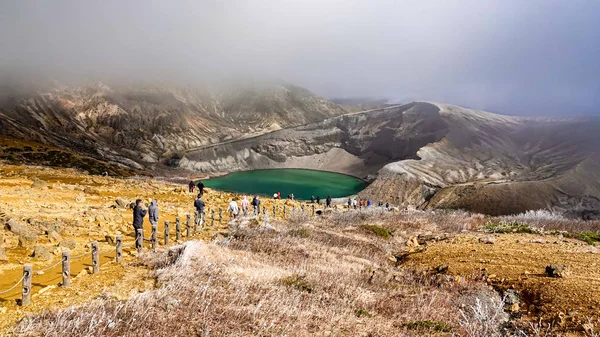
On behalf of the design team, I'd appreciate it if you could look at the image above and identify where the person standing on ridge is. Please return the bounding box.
[326,195,332,208]
[197,181,204,196]
[193,194,205,225]
[367,200,371,207]
[316,196,321,205]
[353,198,358,209]
[227,198,240,219]
[310,196,315,204]
[252,195,261,215]
[241,195,249,216]
[148,199,159,228]
[132,199,147,237]
[188,181,195,193]
[347,198,352,209]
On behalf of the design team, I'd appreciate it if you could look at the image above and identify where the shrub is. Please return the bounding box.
[280,274,313,293]
[288,227,311,238]
[483,221,535,234]
[354,309,372,318]
[361,224,392,239]
[404,320,452,332]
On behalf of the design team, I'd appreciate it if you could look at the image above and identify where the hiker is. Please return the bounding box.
[252,195,261,214]
[310,195,315,203]
[385,202,390,209]
[227,198,239,219]
[193,194,205,225]
[359,199,363,207]
[316,196,321,205]
[347,198,352,209]
[132,199,147,237]
[101,171,108,177]
[241,195,249,216]
[197,181,204,196]
[353,198,358,209]
[326,195,332,208]
[277,192,281,199]
[367,200,371,207]
[273,193,278,199]
[188,181,195,193]
[290,193,294,200]
[148,199,159,227]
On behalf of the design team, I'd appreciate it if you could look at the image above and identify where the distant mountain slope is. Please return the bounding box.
[0,81,347,169]
[179,102,600,218]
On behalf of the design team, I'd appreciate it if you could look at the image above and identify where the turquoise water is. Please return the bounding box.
[202,169,367,200]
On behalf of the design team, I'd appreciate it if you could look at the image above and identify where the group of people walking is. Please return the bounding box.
[310,195,333,208]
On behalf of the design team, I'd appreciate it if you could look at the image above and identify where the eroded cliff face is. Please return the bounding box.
[181,101,600,218]
[0,81,347,168]
[178,102,450,177]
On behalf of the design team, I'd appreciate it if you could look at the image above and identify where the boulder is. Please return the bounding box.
[479,236,495,244]
[31,178,48,190]
[84,187,101,195]
[47,231,62,243]
[546,264,570,278]
[31,245,52,261]
[115,199,128,209]
[18,232,38,248]
[5,219,26,235]
[59,238,77,250]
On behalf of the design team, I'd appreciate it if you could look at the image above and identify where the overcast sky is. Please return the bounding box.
[1,0,599,116]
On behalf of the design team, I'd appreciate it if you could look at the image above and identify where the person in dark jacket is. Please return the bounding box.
[316,196,321,205]
[197,181,205,196]
[194,194,205,224]
[148,199,159,227]
[326,195,332,208]
[188,181,195,193]
[132,199,147,236]
[251,195,261,215]
[310,195,315,203]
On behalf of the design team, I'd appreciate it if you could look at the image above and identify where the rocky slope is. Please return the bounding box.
[0,81,347,170]
[179,102,600,217]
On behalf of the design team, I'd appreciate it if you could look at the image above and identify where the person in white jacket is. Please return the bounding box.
[227,198,240,219]
[240,196,249,216]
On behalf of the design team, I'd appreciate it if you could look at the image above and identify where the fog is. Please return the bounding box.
[1,0,599,116]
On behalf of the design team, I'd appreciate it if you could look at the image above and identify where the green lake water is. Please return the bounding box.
[202,169,367,200]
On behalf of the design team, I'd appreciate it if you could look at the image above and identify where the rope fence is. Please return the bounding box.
[0,202,394,306]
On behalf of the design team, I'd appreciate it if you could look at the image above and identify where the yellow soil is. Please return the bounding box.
[0,164,301,334]
[406,233,600,330]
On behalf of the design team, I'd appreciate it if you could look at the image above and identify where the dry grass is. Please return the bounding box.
[13,210,504,337]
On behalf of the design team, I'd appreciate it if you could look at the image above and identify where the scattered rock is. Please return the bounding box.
[31,178,48,190]
[105,235,115,245]
[59,239,77,250]
[48,231,62,243]
[406,236,420,248]
[18,232,38,248]
[31,245,52,261]
[84,187,101,195]
[531,239,545,244]
[115,198,128,209]
[435,264,449,274]
[546,264,570,278]
[504,289,521,313]
[5,219,26,235]
[75,194,86,203]
[479,236,495,244]
[162,296,180,312]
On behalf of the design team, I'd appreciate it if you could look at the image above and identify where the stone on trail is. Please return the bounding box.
[31,245,52,261]
[31,178,48,190]
[5,219,26,235]
[546,264,570,278]
[59,238,77,250]
[48,230,62,243]
[18,232,38,248]
[479,236,495,244]
[115,198,128,209]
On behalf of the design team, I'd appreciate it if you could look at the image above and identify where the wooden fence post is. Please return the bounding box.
[21,264,32,306]
[301,204,305,213]
[283,205,286,218]
[151,225,157,251]
[116,235,122,263]
[312,204,315,216]
[193,212,198,233]
[61,251,70,288]
[136,228,143,253]
[176,217,181,241]
[262,205,266,217]
[186,214,191,237]
[219,207,223,224]
[273,205,276,218]
[164,221,170,245]
[91,241,99,274]
[211,209,215,226]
